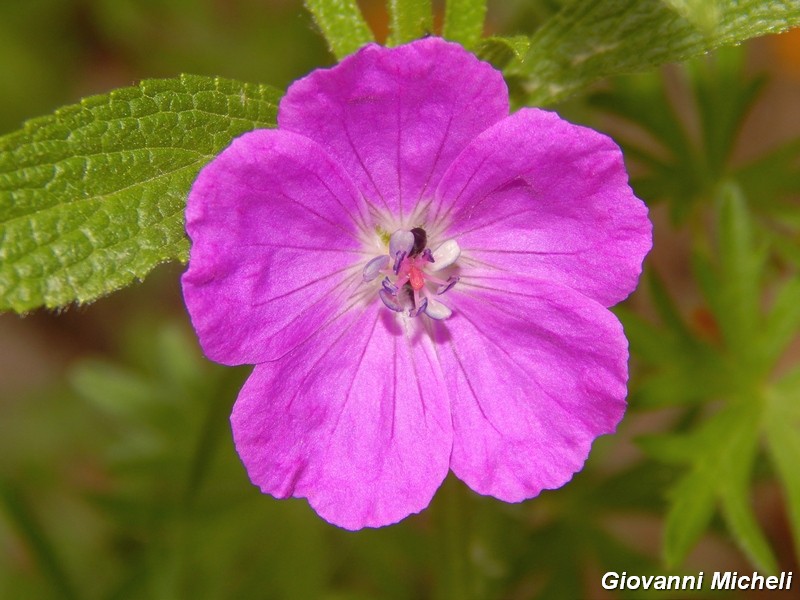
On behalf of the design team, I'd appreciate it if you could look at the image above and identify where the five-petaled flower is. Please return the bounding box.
[182,38,652,530]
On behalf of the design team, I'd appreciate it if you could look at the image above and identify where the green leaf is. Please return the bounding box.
[661,401,769,568]
[765,383,800,561]
[759,277,800,367]
[0,75,280,313]
[738,137,800,207]
[443,0,487,48]
[664,469,716,568]
[388,0,433,46]
[661,0,721,32]
[475,35,531,69]
[717,406,777,573]
[714,182,762,356]
[304,0,375,60]
[507,0,800,105]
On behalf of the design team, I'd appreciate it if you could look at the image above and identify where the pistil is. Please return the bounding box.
[362,228,461,320]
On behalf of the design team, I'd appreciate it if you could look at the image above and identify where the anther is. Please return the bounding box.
[436,275,460,295]
[362,255,389,282]
[389,230,415,258]
[429,239,460,272]
[424,298,452,320]
[379,289,403,312]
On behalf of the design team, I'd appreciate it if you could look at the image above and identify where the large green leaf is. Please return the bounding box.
[661,0,721,31]
[507,0,800,105]
[0,75,280,313]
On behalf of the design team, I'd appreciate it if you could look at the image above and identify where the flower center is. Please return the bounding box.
[362,228,461,320]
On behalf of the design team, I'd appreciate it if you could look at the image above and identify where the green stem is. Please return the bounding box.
[435,475,471,600]
[388,0,433,46]
[0,479,80,600]
[304,0,374,60]
[443,0,487,48]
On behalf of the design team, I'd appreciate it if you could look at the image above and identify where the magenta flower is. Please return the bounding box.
[182,38,651,530]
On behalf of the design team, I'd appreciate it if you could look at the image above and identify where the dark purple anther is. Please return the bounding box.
[409,296,428,318]
[362,255,389,282]
[382,277,398,294]
[393,251,406,274]
[379,289,403,312]
[421,249,434,263]
[436,276,460,295]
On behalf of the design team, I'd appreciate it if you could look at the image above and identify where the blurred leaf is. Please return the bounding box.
[90,0,328,90]
[765,379,800,561]
[0,75,280,313]
[617,271,728,409]
[304,0,375,60]
[70,360,162,422]
[738,138,800,206]
[443,0,487,48]
[664,469,716,568]
[0,479,79,600]
[506,0,800,105]
[759,278,800,368]
[0,0,79,133]
[590,46,767,223]
[713,182,763,359]
[661,401,775,571]
[717,405,776,574]
[388,0,433,45]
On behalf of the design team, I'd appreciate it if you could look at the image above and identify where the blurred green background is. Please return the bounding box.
[2,1,800,598]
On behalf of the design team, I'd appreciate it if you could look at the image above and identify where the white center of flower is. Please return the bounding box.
[362,228,461,320]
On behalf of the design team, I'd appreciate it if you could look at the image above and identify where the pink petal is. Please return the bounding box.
[434,108,652,307]
[231,302,452,530]
[278,38,508,222]
[182,129,371,365]
[434,275,628,501]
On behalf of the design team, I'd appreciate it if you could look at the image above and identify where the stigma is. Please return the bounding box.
[362,228,460,320]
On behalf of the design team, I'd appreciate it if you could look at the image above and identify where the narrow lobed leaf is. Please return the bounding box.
[765,385,800,562]
[0,75,281,313]
[715,182,763,357]
[388,0,434,46]
[507,0,800,106]
[304,0,375,60]
[662,401,766,568]
[443,0,487,48]
[717,400,778,574]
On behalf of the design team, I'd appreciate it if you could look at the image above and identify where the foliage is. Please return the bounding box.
[0,76,279,312]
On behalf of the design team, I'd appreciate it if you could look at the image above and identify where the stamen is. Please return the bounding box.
[429,239,460,272]
[381,277,398,294]
[425,298,452,320]
[389,230,415,258]
[409,296,428,318]
[379,289,403,312]
[436,275,460,295]
[393,251,406,275]
[362,255,389,282]
[367,228,460,320]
